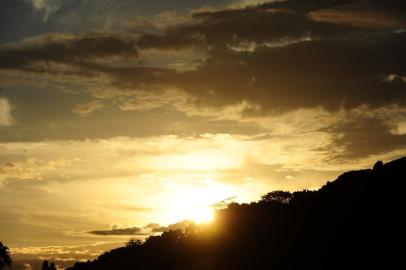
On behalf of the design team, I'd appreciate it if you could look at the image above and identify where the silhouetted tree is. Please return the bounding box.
[0,242,12,270]
[42,260,49,270]
[126,239,142,247]
[49,262,57,270]
[42,260,57,270]
[260,190,292,203]
[373,160,384,170]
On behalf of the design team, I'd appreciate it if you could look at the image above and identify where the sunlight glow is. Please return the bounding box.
[161,178,234,224]
[173,204,214,224]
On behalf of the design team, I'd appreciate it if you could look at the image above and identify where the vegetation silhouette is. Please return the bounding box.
[0,242,12,270]
[66,157,405,270]
[42,260,57,270]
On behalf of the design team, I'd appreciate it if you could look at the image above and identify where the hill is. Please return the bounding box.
[66,157,405,270]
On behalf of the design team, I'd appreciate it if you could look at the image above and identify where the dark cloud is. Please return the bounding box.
[88,220,195,236]
[325,118,406,160]
[0,33,138,72]
[151,220,195,233]
[1,0,405,113]
[173,34,406,112]
[257,0,356,12]
[142,0,405,112]
[89,227,144,236]
[105,1,406,112]
[136,0,355,51]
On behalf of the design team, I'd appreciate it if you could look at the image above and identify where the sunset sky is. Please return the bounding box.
[0,0,405,269]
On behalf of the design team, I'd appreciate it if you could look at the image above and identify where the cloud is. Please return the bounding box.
[326,117,406,161]
[0,106,405,183]
[0,97,14,126]
[150,220,195,233]
[229,0,273,8]
[134,1,351,52]
[8,242,124,270]
[385,74,406,83]
[0,157,74,183]
[0,32,138,72]
[31,0,61,21]
[0,124,402,187]
[0,1,405,161]
[113,1,406,112]
[72,100,105,116]
[310,0,406,29]
[2,1,405,115]
[88,220,196,236]
[117,88,188,112]
[89,227,144,236]
[1,129,404,258]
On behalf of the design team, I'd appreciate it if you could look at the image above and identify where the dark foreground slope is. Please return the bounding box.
[67,157,405,270]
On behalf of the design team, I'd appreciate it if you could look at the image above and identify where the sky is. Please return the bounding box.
[0,0,406,269]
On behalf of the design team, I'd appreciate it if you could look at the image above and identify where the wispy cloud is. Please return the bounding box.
[72,100,105,116]
[0,98,15,126]
[31,0,61,21]
[310,1,406,29]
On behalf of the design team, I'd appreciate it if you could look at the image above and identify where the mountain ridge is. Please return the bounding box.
[66,156,406,270]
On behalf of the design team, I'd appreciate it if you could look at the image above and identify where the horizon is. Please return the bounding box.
[1,1,406,269]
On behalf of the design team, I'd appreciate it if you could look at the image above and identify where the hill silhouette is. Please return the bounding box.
[66,157,405,270]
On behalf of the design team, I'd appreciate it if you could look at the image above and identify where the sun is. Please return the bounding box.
[193,207,214,224]
[173,204,214,224]
[161,178,233,224]
[166,191,216,224]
